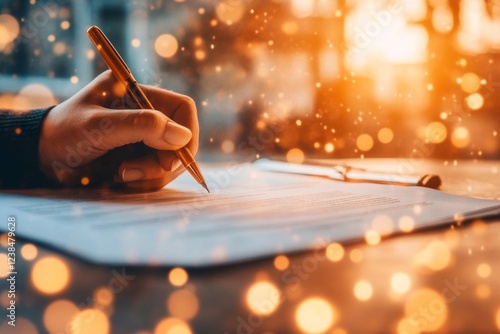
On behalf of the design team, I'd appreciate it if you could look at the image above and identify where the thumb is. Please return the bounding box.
[104,109,192,151]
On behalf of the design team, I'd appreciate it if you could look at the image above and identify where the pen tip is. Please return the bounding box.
[201,182,210,193]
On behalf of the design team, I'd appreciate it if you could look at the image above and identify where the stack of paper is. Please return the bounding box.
[1,163,499,267]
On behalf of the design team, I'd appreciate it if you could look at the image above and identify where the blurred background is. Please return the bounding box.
[0,0,499,161]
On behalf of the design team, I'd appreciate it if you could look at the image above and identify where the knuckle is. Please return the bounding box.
[134,110,160,129]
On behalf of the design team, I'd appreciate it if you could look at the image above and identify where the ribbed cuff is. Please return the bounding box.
[0,107,54,188]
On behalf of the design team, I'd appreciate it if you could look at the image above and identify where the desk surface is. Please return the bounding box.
[1,159,499,334]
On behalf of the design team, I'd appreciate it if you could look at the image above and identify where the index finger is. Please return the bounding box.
[139,85,200,156]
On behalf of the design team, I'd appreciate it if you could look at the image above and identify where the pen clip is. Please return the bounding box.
[87,26,134,82]
[330,164,366,181]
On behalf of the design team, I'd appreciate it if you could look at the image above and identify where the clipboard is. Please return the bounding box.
[254,159,442,189]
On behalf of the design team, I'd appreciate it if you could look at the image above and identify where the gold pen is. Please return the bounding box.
[87,25,209,193]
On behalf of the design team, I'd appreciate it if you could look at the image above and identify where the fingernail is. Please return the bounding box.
[122,168,144,182]
[167,159,182,172]
[164,121,192,146]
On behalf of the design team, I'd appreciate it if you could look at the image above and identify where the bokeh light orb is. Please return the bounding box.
[20,243,38,261]
[356,134,374,152]
[451,127,470,148]
[31,256,70,295]
[167,289,200,320]
[353,280,373,301]
[466,93,484,110]
[70,308,110,334]
[391,272,412,294]
[168,267,188,287]
[295,297,336,334]
[154,317,192,334]
[404,289,448,332]
[43,299,79,334]
[425,122,447,144]
[246,281,281,316]
[215,0,245,25]
[155,34,179,58]
[326,243,344,262]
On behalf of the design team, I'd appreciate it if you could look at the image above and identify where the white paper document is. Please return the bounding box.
[1,163,499,267]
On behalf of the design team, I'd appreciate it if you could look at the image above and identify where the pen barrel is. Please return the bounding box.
[87,26,133,85]
[126,81,155,110]
[176,148,195,167]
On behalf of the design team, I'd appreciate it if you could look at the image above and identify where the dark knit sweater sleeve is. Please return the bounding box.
[0,107,53,188]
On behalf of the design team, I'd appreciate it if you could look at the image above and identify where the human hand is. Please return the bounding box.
[38,70,199,191]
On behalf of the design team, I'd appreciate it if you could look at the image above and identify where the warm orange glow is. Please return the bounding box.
[154,317,192,334]
[451,127,470,148]
[0,14,20,46]
[378,25,429,64]
[461,73,481,93]
[432,5,454,33]
[295,297,336,333]
[398,216,415,233]
[81,177,90,186]
[281,21,299,35]
[274,255,290,271]
[13,84,58,111]
[391,272,412,294]
[477,263,491,278]
[364,230,381,245]
[0,25,9,51]
[378,128,394,144]
[221,140,235,153]
[43,299,79,334]
[475,284,491,299]
[155,34,179,58]
[425,122,447,144]
[0,317,38,334]
[70,308,110,334]
[349,249,363,263]
[353,280,373,301]
[291,0,314,18]
[194,50,206,60]
[372,215,394,235]
[404,289,448,332]
[20,243,38,261]
[496,308,500,331]
[326,243,344,262]
[167,289,200,320]
[94,287,114,307]
[415,241,451,271]
[53,42,66,56]
[168,267,189,287]
[215,0,245,25]
[31,256,70,295]
[246,281,281,316]
[356,134,373,152]
[465,93,484,110]
[324,143,335,153]
[286,148,305,164]
[0,234,7,247]
[0,253,9,278]
[131,38,141,48]
[61,20,70,30]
